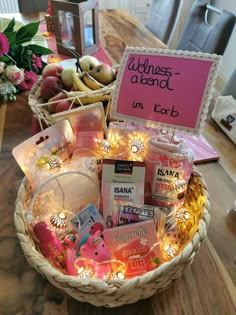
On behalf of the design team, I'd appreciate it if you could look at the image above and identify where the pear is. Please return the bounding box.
[88,63,115,85]
[61,67,76,88]
[79,55,100,72]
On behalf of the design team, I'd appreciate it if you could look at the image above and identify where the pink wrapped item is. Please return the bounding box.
[107,122,160,161]
[144,134,194,209]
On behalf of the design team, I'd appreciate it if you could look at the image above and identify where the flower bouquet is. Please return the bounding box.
[0,18,53,101]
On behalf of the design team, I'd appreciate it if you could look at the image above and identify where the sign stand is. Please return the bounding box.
[111,47,222,136]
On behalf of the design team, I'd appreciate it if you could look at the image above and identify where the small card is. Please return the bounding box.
[70,204,106,237]
[112,201,162,227]
[102,220,161,278]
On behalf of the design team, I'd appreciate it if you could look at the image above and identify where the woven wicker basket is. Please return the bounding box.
[28,78,114,128]
[14,167,210,307]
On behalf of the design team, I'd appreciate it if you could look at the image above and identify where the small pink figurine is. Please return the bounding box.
[77,230,112,279]
[63,234,77,276]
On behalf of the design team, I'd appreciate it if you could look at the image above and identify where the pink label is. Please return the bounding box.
[103,221,161,278]
[111,49,221,133]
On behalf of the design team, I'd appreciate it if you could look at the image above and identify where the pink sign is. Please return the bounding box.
[111,48,221,134]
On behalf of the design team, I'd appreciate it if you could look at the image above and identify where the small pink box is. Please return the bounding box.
[102,220,161,278]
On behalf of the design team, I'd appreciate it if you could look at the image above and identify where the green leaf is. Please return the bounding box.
[3,32,16,45]
[0,55,10,64]
[150,257,160,265]
[3,18,15,33]
[25,44,54,56]
[15,21,40,45]
[19,46,26,57]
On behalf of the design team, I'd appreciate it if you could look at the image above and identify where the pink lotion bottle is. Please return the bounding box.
[33,221,65,271]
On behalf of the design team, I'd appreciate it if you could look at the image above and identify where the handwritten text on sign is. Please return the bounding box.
[111,48,221,134]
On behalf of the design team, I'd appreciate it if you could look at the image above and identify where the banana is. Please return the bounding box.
[72,72,93,92]
[66,88,112,105]
[81,71,106,90]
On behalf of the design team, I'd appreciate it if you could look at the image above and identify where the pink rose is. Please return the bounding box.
[5,65,24,85]
[17,71,38,91]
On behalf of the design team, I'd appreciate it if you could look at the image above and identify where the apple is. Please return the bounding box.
[88,63,114,85]
[55,99,75,113]
[42,63,63,79]
[40,76,63,100]
[61,67,76,88]
[79,55,100,72]
[48,92,67,113]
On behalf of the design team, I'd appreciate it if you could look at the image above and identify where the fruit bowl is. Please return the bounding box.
[28,57,117,127]
[28,79,115,127]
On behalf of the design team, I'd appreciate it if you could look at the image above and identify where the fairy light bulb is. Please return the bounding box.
[47,156,63,170]
[130,139,144,154]
[162,243,179,261]
[170,179,187,200]
[160,229,182,261]
[128,131,150,161]
[50,211,69,230]
[129,138,145,161]
[36,155,63,171]
[102,140,112,153]
[109,271,125,280]
[94,139,112,158]
[76,266,94,278]
[176,207,194,231]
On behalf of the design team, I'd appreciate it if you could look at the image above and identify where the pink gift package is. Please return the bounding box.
[102,220,161,278]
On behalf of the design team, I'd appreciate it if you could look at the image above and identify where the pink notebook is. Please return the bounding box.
[178,133,220,163]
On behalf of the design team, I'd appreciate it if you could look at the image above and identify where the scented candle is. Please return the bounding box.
[145,134,194,209]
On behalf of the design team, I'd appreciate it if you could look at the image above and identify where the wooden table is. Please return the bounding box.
[0,9,236,315]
